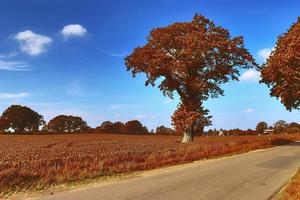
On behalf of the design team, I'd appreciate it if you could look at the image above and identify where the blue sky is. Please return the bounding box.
[0,0,299,130]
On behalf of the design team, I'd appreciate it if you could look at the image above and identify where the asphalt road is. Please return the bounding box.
[31,142,300,200]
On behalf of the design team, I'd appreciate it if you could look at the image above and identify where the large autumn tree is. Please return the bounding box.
[125,14,257,142]
[1,105,45,133]
[261,17,300,111]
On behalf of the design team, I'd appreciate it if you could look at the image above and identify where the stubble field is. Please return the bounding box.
[0,133,299,197]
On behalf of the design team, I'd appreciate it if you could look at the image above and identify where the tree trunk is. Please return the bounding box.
[182,132,193,143]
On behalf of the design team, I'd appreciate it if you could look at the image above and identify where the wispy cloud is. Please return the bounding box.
[98,49,128,58]
[149,115,158,120]
[0,52,18,59]
[245,108,254,113]
[0,92,29,99]
[108,51,128,57]
[107,104,143,110]
[134,114,158,120]
[14,30,52,56]
[258,47,273,62]
[135,114,147,119]
[240,69,260,82]
[108,105,122,110]
[0,60,31,71]
[60,24,87,40]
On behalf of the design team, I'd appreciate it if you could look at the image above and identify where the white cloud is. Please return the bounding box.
[0,92,29,99]
[135,114,147,119]
[258,48,273,62]
[245,108,254,113]
[14,30,52,56]
[0,60,31,71]
[115,113,121,118]
[61,24,87,39]
[240,69,260,82]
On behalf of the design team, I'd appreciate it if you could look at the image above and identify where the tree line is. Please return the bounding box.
[0,105,298,136]
[0,105,148,134]
[207,121,300,136]
[0,104,174,135]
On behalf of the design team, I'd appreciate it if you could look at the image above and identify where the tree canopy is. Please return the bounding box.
[47,115,90,133]
[1,105,45,133]
[273,120,288,134]
[123,120,148,135]
[97,121,125,133]
[256,121,268,134]
[125,14,257,142]
[261,17,300,111]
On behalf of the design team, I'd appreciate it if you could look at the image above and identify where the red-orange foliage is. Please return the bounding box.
[1,105,45,133]
[0,118,9,133]
[122,120,148,134]
[261,17,300,111]
[47,115,89,133]
[0,134,298,196]
[172,103,211,135]
[96,120,148,135]
[125,14,257,139]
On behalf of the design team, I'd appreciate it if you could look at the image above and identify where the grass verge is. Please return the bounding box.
[281,168,300,200]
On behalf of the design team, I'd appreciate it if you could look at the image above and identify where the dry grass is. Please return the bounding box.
[0,133,299,197]
[282,168,300,200]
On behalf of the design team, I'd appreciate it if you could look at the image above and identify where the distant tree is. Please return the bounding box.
[0,118,10,133]
[98,121,114,133]
[155,125,176,135]
[256,122,268,134]
[97,121,125,133]
[125,14,257,142]
[113,121,125,133]
[207,129,219,136]
[1,105,45,133]
[287,122,300,134]
[47,115,89,133]
[260,17,300,111]
[123,120,148,135]
[273,120,288,134]
[289,122,300,129]
[206,129,214,136]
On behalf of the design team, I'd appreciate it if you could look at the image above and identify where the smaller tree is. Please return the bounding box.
[256,121,268,134]
[156,125,176,135]
[47,115,89,133]
[273,120,288,134]
[113,122,125,133]
[123,120,148,135]
[287,122,300,134]
[1,105,45,133]
[97,121,125,133]
[97,121,114,133]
